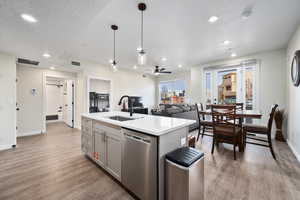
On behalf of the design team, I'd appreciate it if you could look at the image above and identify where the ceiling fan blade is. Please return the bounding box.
[160,71,172,74]
[160,68,166,71]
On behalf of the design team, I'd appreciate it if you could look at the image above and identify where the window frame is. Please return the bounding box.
[202,61,260,110]
[158,79,187,104]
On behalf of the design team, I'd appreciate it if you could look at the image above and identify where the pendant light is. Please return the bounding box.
[111,24,118,71]
[137,3,147,65]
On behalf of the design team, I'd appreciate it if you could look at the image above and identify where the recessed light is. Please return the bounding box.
[161,57,167,61]
[50,67,56,70]
[231,53,237,57]
[43,53,51,58]
[21,14,38,23]
[133,65,137,69]
[223,40,231,45]
[178,64,183,68]
[208,16,219,23]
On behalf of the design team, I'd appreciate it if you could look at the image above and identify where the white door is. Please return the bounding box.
[64,80,74,127]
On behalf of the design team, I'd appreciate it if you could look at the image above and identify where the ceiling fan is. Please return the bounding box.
[154,66,172,75]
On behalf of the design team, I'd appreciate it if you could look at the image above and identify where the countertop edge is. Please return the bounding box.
[81,112,196,136]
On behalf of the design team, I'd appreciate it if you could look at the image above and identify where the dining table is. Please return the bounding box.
[199,108,262,152]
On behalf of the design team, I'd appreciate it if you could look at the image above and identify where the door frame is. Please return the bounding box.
[86,76,113,113]
[42,73,76,133]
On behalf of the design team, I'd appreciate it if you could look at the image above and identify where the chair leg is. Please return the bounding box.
[233,139,237,160]
[201,126,206,138]
[268,133,276,160]
[243,130,247,149]
[211,136,215,154]
[197,126,201,141]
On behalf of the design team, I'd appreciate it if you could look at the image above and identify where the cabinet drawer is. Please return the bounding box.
[93,121,122,137]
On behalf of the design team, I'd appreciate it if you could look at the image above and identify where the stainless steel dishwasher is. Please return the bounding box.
[122,128,157,200]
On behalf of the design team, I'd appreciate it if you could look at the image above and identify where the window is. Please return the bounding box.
[159,80,186,104]
[203,61,258,110]
[217,69,237,104]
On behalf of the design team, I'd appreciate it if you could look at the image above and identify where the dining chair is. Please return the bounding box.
[233,103,244,124]
[211,105,242,160]
[195,103,213,141]
[243,104,278,160]
[234,103,244,111]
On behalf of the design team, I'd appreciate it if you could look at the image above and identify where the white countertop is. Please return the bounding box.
[82,111,196,136]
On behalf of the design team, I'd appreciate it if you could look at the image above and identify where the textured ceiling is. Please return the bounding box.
[1,0,300,73]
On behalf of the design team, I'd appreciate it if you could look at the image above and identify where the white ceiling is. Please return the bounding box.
[1,0,300,73]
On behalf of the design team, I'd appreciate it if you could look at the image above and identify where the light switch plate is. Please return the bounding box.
[180,137,186,146]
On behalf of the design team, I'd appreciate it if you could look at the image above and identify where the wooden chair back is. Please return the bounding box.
[195,103,202,123]
[211,105,237,135]
[235,103,244,111]
[200,103,205,120]
[267,104,279,133]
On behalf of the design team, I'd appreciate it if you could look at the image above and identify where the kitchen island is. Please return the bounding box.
[81,111,196,200]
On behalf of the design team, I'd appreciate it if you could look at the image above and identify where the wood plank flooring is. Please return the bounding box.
[0,122,300,200]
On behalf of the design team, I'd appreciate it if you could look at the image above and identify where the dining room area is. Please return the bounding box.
[195,102,277,160]
[190,101,300,199]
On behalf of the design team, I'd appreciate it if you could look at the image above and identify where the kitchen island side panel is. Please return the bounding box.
[158,127,189,200]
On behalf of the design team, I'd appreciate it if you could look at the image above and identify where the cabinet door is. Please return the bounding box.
[94,130,106,167]
[81,118,93,157]
[81,130,88,154]
[106,134,122,181]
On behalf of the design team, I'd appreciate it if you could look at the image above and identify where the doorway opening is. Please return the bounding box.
[44,76,75,132]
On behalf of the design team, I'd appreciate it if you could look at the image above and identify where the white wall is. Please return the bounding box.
[16,65,77,136]
[90,79,110,94]
[0,53,16,150]
[286,25,300,161]
[155,71,191,104]
[76,61,156,128]
[190,49,287,124]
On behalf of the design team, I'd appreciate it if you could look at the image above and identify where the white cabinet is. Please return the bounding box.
[92,121,123,181]
[81,117,93,158]
[106,133,122,180]
[94,129,106,167]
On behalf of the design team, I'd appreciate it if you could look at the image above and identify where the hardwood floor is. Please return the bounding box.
[0,123,133,200]
[0,122,299,200]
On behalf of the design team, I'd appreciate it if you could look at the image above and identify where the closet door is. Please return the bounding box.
[64,80,74,127]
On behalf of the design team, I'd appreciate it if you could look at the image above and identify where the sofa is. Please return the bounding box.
[151,104,199,132]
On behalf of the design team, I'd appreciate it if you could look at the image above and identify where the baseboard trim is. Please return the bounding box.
[0,144,14,151]
[287,139,300,162]
[17,130,43,137]
[46,120,63,124]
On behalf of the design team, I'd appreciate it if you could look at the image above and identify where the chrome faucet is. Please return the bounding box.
[118,95,134,117]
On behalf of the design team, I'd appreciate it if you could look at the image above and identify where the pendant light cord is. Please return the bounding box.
[113,29,116,61]
[141,11,143,50]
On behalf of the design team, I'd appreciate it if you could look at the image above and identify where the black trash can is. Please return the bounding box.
[165,147,204,200]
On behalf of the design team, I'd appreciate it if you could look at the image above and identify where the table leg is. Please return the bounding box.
[238,117,244,152]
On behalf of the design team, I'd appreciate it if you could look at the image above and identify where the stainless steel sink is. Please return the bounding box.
[108,116,135,122]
